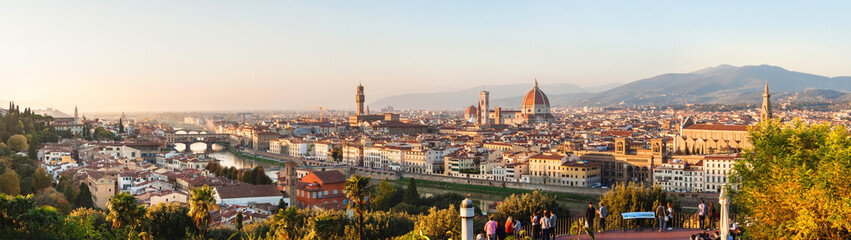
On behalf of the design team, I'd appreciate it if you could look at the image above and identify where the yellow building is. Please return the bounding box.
[528,154,566,184]
[558,161,602,187]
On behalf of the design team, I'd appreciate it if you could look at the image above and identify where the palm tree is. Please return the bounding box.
[106,192,145,229]
[344,174,374,240]
[188,185,218,236]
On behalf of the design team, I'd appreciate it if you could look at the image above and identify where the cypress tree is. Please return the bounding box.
[403,178,419,205]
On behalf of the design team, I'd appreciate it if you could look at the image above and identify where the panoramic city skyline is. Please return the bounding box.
[4,1,851,113]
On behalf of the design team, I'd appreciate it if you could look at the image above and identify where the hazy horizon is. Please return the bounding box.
[4,1,851,113]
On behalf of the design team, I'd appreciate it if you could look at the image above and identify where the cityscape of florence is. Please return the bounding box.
[1,1,850,240]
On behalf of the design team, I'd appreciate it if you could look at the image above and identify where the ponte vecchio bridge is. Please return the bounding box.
[165,130,230,146]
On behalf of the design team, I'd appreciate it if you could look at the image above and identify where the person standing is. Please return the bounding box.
[597,201,607,233]
[505,216,515,236]
[666,202,674,230]
[656,203,667,232]
[698,200,706,230]
[548,210,557,239]
[540,211,552,240]
[513,217,521,238]
[709,202,718,230]
[484,216,498,240]
[531,212,540,240]
[585,202,596,232]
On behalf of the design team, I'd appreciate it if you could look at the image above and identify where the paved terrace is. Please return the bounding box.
[556,229,704,240]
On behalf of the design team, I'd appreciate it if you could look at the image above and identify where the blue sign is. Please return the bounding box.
[621,212,656,219]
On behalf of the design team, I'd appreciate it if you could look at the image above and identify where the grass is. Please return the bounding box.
[394,177,598,202]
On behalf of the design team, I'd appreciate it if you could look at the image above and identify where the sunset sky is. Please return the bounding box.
[3,1,851,112]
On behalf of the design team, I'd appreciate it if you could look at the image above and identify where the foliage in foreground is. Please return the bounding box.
[598,182,678,229]
[730,120,851,239]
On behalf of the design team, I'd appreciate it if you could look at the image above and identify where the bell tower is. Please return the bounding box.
[760,81,772,121]
[356,83,365,115]
[478,90,489,125]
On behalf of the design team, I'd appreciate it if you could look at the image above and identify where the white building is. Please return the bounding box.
[703,155,738,193]
[653,160,704,192]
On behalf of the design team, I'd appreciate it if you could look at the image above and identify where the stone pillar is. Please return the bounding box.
[460,198,475,240]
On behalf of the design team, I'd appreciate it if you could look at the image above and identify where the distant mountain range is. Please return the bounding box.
[371,65,851,109]
[369,82,622,110]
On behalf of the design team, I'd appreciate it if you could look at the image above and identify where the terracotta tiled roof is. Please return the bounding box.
[215,184,283,199]
[307,171,346,184]
[685,124,748,131]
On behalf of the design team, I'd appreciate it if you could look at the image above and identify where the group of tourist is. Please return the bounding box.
[690,217,743,240]
[584,201,607,233]
[697,200,718,230]
[480,209,559,240]
[478,202,611,240]
[655,202,676,232]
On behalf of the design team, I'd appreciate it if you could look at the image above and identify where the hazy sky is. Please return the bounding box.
[3,1,851,113]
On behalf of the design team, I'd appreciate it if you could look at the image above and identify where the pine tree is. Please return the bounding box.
[118,118,124,134]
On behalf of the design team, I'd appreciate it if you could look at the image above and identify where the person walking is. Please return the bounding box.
[666,202,674,230]
[540,211,552,240]
[597,201,607,233]
[531,212,540,240]
[708,202,716,230]
[698,200,706,230]
[484,216,498,240]
[548,210,557,239]
[656,203,667,232]
[585,202,596,232]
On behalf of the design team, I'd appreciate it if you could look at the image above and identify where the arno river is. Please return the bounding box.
[173,142,281,181]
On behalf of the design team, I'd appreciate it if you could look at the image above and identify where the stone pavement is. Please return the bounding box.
[555,228,703,240]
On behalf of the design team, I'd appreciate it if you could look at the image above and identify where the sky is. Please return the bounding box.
[2,1,851,113]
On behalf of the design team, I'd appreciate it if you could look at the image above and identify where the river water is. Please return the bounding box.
[173,142,282,181]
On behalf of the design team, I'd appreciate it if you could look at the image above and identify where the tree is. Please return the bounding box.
[146,203,196,240]
[76,182,94,209]
[118,118,124,134]
[598,182,676,229]
[493,191,573,226]
[0,170,21,195]
[33,168,52,192]
[403,178,419,206]
[331,147,343,163]
[188,185,218,236]
[235,210,243,231]
[33,188,72,214]
[19,206,64,239]
[729,120,851,239]
[408,205,461,240]
[370,179,397,211]
[6,134,28,152]
[344,174,374,240]
[106,192,145,229]
[277,198,287,211]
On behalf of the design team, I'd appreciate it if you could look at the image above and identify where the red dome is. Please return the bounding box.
[522,80,550,108]
[465,105,478,115]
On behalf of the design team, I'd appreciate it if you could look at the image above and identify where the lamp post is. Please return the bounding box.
[719,187,730,239]
[461,197,475,240]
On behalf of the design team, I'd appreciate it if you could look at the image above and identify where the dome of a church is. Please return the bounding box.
[522,79,550,108]
[465,105,477,116]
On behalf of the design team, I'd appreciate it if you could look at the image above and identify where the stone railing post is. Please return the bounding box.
[461,198,475,240]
